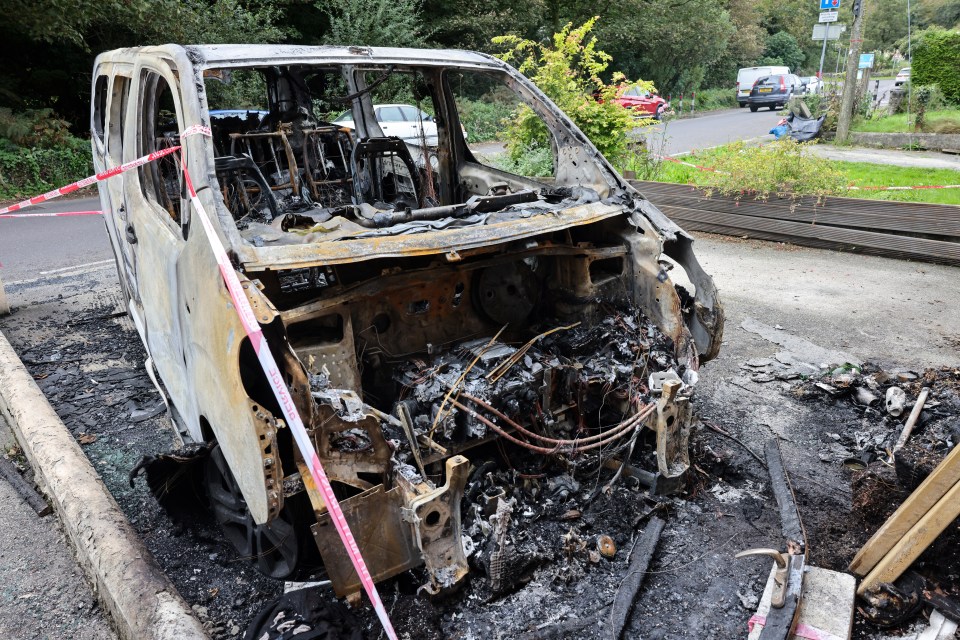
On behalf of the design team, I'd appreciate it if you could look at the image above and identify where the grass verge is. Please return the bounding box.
[853,109,960,134]
[631,143,960,205]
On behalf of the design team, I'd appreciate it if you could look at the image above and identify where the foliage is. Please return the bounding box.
[457,98,515,143]
[913,27,960,104]
[677,140,847,201]
[488,146,554,177]
[492,19,640,167]
[0,146,91,200]
[760,32,805,72]
[0,108,86,150]
[596,0,732,94]
[692,88,739,111]
[855,108,960,133]
[316,0,426,47]
[0,106,91,198]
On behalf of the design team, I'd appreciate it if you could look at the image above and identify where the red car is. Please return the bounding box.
[615,85,667,119]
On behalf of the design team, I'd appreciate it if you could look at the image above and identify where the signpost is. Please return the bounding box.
[812,23,847,40]
[858,53,875,69]
[817,0,841,78]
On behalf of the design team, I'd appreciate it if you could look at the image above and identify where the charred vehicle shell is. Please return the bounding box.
[90,44,724,596]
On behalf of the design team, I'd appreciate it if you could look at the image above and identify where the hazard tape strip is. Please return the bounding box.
[748,615,843,640]
[183,161,398,640]
[2,124,398,639]
[0,145,181,215]
[656,153,960,191]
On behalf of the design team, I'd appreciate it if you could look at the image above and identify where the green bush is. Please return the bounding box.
[0,109,92,200]
[493,18,641,167]
[489,145,554,177]
[692,88,738,111]
[686,139,847,201]
[913,28,960,104]
[0,146,92,200]
[457,98,514,142]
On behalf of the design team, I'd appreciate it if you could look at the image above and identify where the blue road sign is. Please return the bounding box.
[820,0,840,9]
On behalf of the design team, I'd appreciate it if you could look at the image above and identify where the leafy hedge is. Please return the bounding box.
[0,146,92,200]
[457,98,514,143]
[913,28,960,104]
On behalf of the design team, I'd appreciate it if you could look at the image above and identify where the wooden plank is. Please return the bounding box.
[850,443,960,578]
[632,181,960,238]
[858,476,960,595]
[660,206,960,264]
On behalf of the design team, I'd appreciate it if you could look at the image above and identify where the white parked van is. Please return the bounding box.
[736,66,790,107]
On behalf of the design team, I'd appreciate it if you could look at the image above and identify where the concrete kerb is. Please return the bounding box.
[0,274,9,316]
[0,329,208,640]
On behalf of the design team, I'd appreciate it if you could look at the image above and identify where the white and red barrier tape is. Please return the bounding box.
[0,145,181,216]
[3,125,399,639]
[657,154,960,191]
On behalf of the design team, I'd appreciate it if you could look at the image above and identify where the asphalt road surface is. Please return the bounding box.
[641,107,784,156]
[0,194,110,284]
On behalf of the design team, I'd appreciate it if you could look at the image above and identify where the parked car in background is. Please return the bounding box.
[736,65,790,107]
[614,85,667,119]
[747,74,802,111]
[800,76,823,95]
[334,103,438,145]
[894,67,911,86]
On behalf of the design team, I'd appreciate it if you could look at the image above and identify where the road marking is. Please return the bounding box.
[40,259,115,276]
[0,210,102,219]
[6,259,115,286]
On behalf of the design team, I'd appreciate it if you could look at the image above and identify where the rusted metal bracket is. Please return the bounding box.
[650,380,691,494]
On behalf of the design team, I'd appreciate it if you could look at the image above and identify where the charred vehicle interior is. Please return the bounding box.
[92,45,724,598]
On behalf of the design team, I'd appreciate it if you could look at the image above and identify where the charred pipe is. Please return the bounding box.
[353,190,539,228]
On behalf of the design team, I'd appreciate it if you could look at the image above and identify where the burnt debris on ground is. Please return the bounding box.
[5,287,960,639]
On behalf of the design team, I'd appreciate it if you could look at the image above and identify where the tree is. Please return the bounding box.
[315,0,426,47]
[596,0,733,92]
[864,0,909,51]
[492,18,641,166]
[704,0,767,87]
[760,31,805,71]
[0,0,288,133]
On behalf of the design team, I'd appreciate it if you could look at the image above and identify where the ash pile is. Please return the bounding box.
[794,365,960,474]
[385,307,691,632]
[392,306,687,473]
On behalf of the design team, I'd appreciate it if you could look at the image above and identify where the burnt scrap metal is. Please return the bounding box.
[91,44,724,599]
[0,456,52,517]
[736,439,807,640]
[606,517,665,640]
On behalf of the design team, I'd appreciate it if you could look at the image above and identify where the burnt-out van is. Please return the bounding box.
[91,44,723,596]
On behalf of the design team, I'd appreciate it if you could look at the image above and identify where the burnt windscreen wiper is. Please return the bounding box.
[351,190,539,228]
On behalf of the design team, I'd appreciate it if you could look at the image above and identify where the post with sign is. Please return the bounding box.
[837,0,866,142]
[816,0,840,79]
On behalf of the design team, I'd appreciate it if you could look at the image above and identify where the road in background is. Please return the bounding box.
[640,107,783,156]
[0,195,108,283]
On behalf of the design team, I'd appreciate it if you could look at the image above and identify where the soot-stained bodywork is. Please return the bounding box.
[90,44,723,596]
